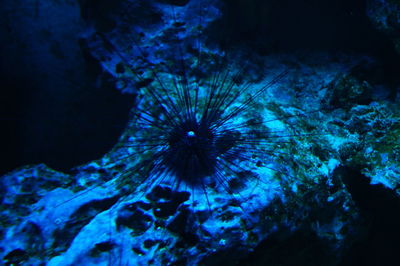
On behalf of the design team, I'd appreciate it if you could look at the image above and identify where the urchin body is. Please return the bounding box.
[122,70,288,196]
[164,118,217,184]
[163,114,240,186]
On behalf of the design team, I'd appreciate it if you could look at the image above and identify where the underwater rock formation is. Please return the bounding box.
[1,0,400,265]
[0,54,371,264]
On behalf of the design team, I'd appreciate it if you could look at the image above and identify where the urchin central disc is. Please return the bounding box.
[163,121,219,184]
[187,131,196,138]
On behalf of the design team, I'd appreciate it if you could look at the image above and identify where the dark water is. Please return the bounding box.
[0,1,135,175]
[216,0,400,93]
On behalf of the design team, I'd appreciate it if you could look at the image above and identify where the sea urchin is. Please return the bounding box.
[112,45,289,201]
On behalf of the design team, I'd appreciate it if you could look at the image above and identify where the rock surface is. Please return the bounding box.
[1,0,400,265]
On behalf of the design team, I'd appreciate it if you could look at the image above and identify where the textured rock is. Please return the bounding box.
[1,55,366,264]
[345,102,400,189]
[81,0,222,94]
[2,0,400,265]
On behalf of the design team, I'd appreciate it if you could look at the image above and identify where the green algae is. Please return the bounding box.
[345,102,400,188]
